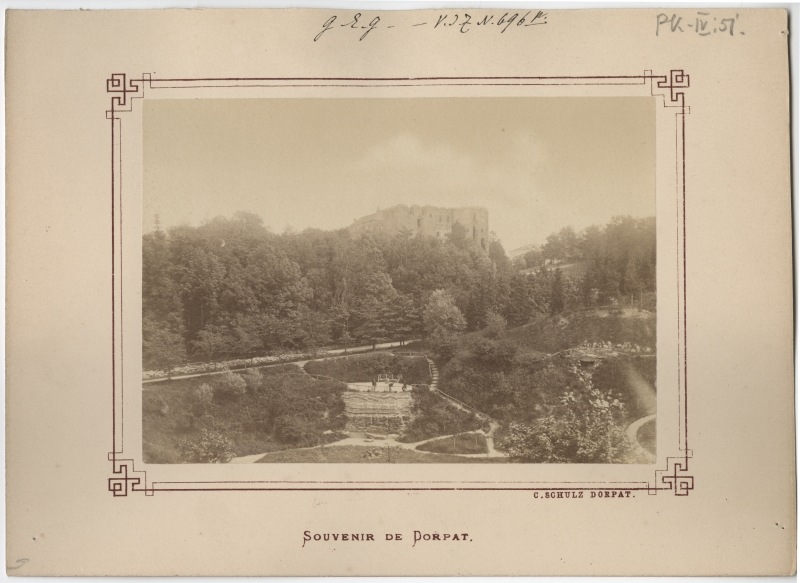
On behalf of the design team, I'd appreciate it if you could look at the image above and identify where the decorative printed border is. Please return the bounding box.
[107,71,692,496]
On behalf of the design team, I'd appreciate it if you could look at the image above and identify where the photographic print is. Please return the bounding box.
[141,97,657,465]
[7,7,795,576]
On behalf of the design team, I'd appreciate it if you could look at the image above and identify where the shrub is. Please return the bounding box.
[213,370,247,402]
[178,429,235,463]
[191,383,214,417]
[173,411,195,432]
[484,311,507,339]
[470,337,516,367]
[430,330,458,361]
[498,371,634,463]
[275,414,318,446]
[241,368,264,394]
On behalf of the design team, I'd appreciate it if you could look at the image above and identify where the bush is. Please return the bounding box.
[484,311,507,339]
[430,330,458,361]
[275,414,318,446]
[470,337,516,367]
[191,383,214,417]
[241,368,264,394]
[498,373,634,463]
[212,370,247,402]
[178,429,235,463]
[172,411,195,432]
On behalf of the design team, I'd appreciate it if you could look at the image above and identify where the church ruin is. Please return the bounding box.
[348,204,489,251]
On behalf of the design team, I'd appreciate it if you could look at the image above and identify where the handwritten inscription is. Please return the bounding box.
[657,12,743,36]
[314,11,548,42]
[7,558,28,570]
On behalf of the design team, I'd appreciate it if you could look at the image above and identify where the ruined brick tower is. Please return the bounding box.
[348,204,489,251]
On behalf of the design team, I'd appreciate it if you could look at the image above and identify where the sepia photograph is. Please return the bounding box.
[141,97,657,465]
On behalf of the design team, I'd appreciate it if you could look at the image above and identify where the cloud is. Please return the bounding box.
[358,134,475,171]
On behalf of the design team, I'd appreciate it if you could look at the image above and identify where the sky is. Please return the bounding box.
[143,97,655,251]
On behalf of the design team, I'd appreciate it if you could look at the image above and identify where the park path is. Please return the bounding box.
[229,426,507,463]
[143,339,420,385]
[485,421,501,456]
[626,413,656,463]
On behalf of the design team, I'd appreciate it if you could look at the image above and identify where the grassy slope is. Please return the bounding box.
[304,353,432,384]
[254,444,500,463]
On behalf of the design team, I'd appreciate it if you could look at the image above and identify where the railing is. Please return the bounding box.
[432,388,491,420]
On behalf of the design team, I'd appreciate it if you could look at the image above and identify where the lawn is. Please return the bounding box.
[416,432,488,455]
[304,353,432,385]
[254,444,501,463]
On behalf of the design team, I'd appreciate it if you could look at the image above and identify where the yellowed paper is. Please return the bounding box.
[5,7,794,576]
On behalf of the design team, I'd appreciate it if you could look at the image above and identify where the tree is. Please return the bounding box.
[386,293,418,345]
[191,324,232,363]
[230,315,263,366]
[352,296,389,350]
[339,330,354,354]
[488,239,511,271]
[178,429,235,463]
[424,290,467,337]
[622,257,644,302]
[142,318,186,378]
[424,290,467,360]
[550,268,565,314]
[522,248,544,269]
[293,305,332,356]
[504,274,534,327]
[484,311,507,338]
[446,221,471,250]
[190,383,214,418]
[212,370,247,401]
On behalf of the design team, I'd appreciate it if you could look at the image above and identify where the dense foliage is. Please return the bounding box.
[143,367,348,463]
[143,213,656,372]
[435,310,657,463]
[497,364,633,463]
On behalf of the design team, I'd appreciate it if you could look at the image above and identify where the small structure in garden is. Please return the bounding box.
[342,391,413,434]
